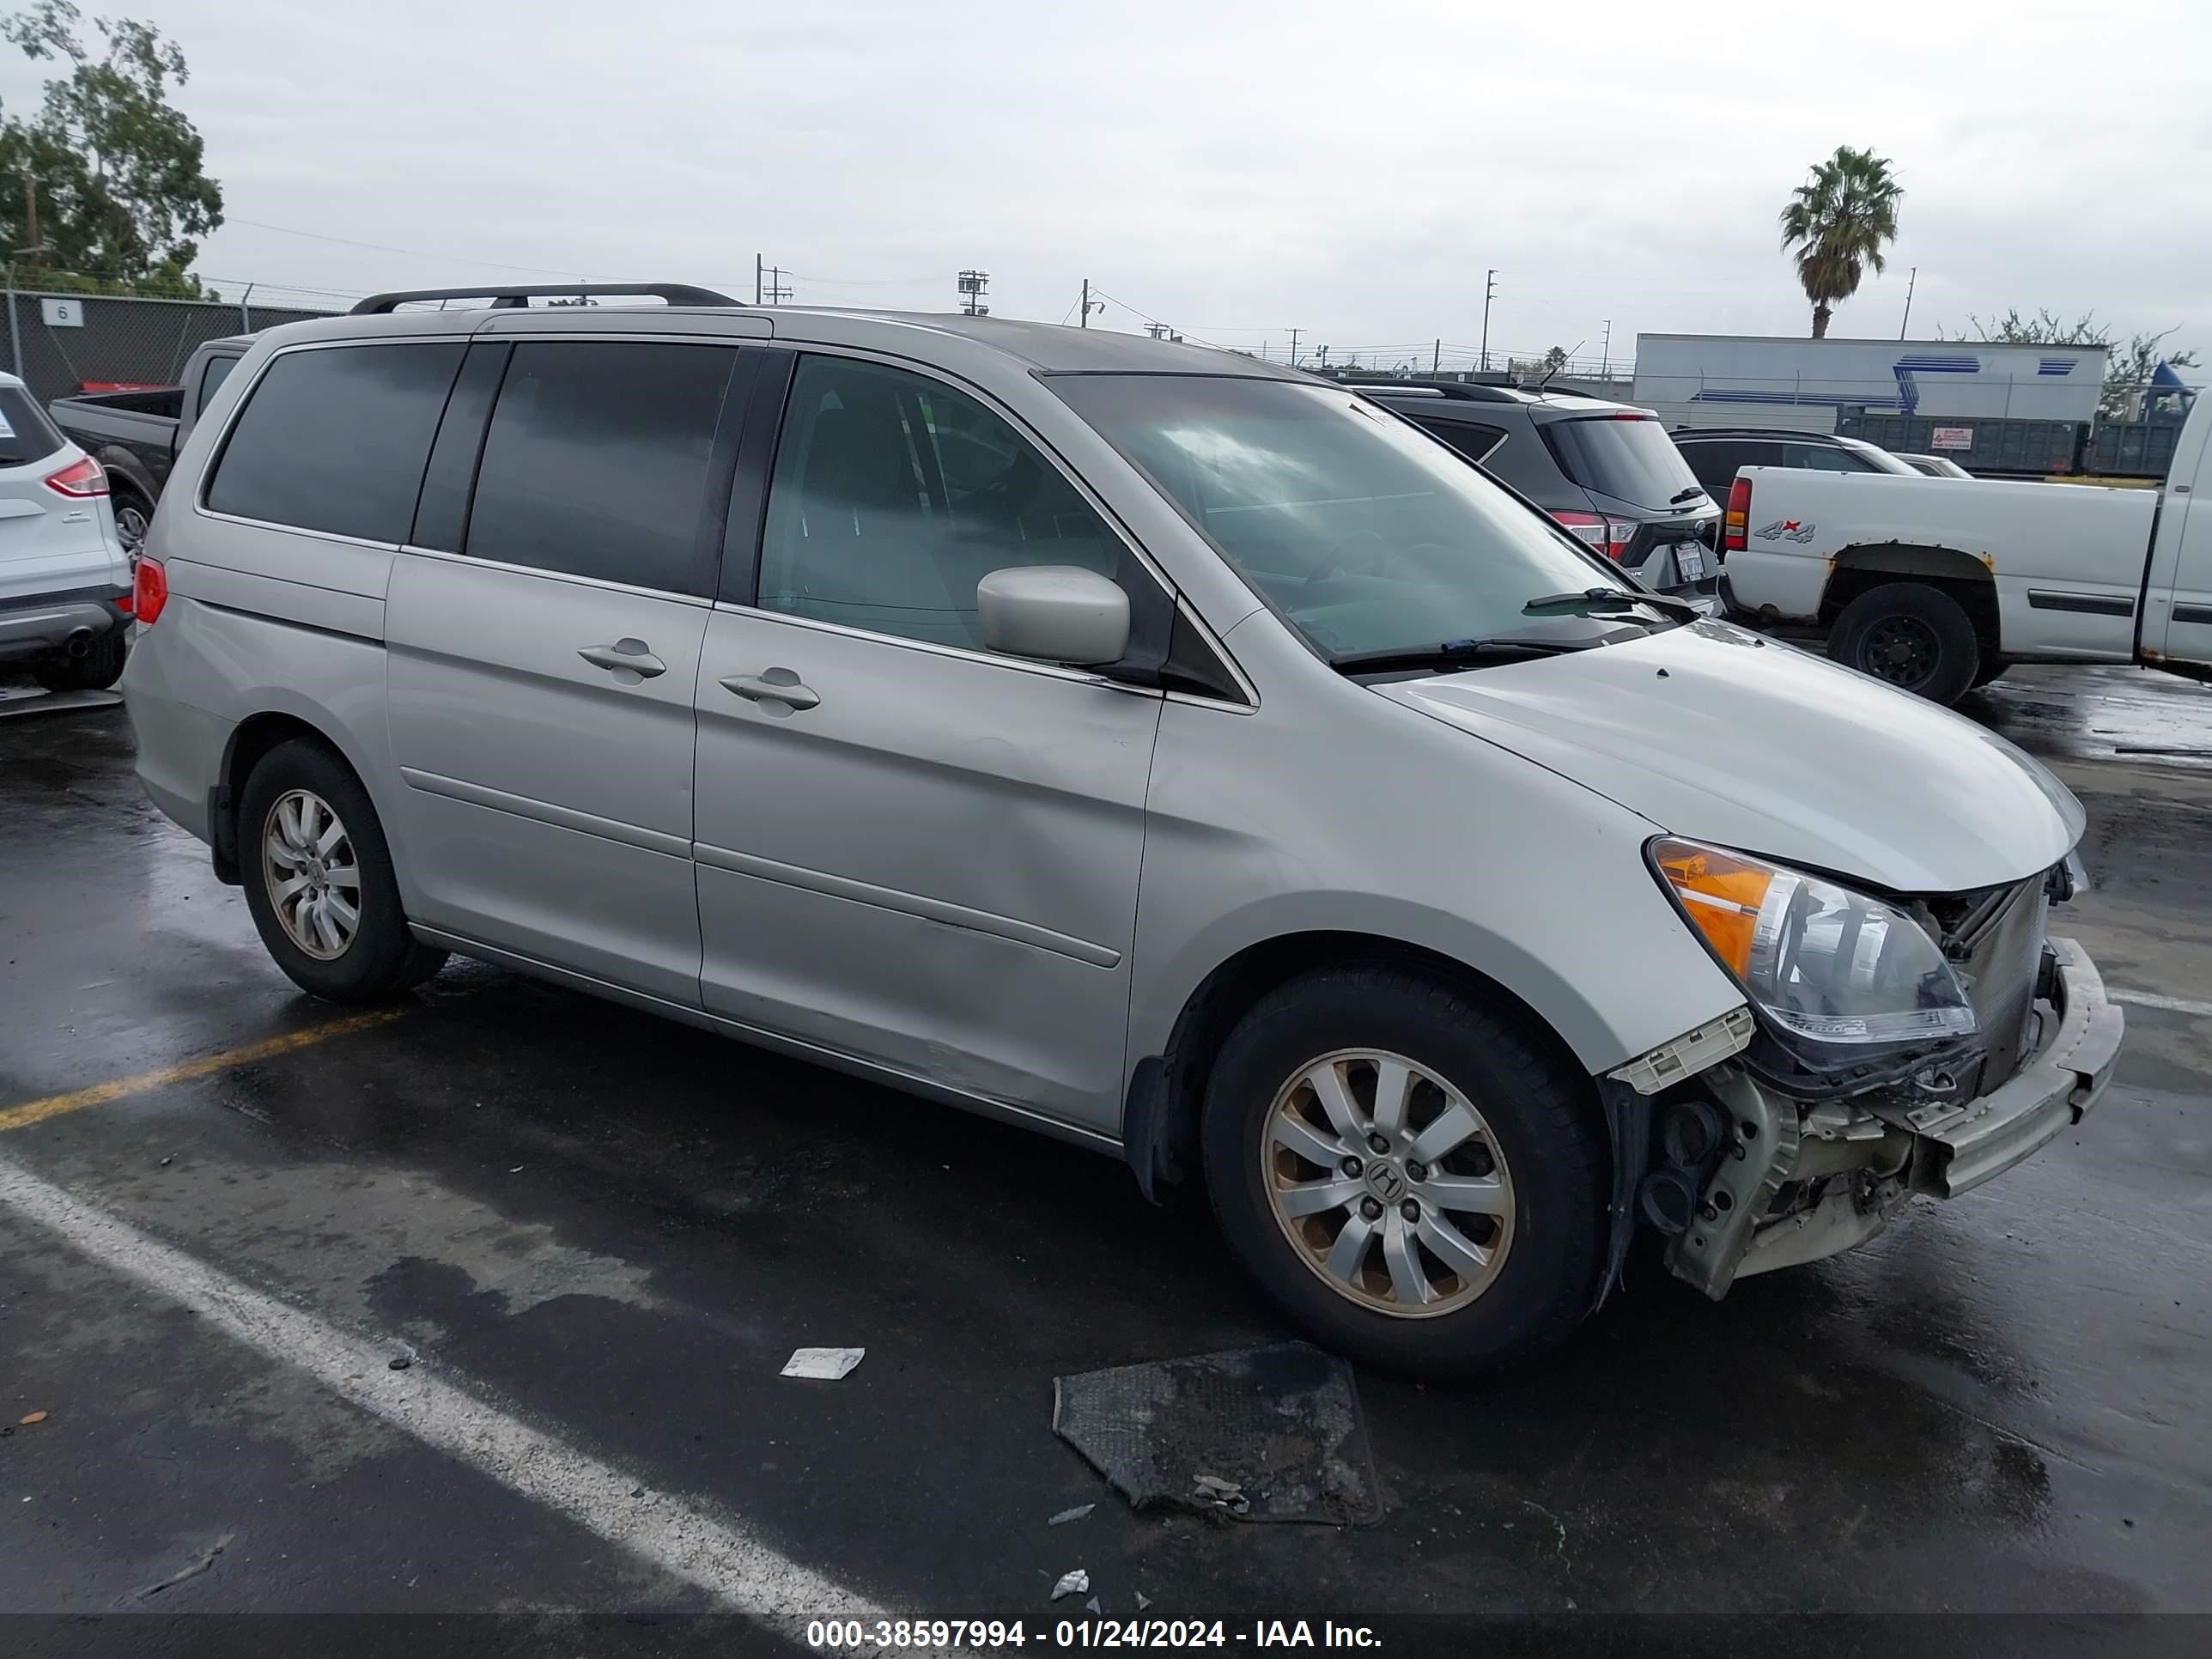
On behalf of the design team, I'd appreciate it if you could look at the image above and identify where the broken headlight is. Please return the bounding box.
[1649,838,1977,1061]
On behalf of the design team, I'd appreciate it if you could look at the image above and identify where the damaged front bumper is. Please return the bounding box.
[1668,937,2124,1297]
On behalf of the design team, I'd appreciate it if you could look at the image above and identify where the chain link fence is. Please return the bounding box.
[2,289,337,405]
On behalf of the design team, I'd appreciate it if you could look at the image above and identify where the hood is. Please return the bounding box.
[1377,620,2083,894]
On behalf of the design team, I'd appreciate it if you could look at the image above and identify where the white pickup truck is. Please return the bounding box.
[1717,393,2211,704]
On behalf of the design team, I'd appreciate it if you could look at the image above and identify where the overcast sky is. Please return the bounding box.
[7,0,2206,371]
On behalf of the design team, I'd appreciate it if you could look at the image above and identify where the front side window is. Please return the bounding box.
[757,356,1122,649]
[1050,375,1636,663]
[465,341,739,596]
[205,343,463,541]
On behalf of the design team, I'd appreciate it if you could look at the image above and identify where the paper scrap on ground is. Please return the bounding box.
[1050,1569,1089,1601]
[1048,1504,1095,1526]
[781,1346,866,1381]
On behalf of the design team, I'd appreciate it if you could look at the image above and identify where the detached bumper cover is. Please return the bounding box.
[1917,936,2122,1197]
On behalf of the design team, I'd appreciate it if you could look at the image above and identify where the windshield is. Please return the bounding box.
[1544,414,1708,511]
[1049,375,1641,662]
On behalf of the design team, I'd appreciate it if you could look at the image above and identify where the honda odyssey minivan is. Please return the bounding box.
[121,286,2124,1375]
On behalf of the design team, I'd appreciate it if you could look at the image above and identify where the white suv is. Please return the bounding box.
[120,285,2122,1374]
[0,370,132,691]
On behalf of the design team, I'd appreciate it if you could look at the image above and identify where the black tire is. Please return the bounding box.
[31,629,127,692]
[237,738,447,1002]
[1201,967,1607,1378]
[1828,581,1980,704]
[1970,659,2008,690]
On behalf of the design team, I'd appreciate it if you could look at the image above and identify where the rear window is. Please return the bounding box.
[1545,416,1706,510]
[206,343,465,542]
[0,386,66,468]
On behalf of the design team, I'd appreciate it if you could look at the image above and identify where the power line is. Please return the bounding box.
[225,218,592,279]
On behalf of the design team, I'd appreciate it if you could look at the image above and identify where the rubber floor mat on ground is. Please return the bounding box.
[1051,1340,1382,1525]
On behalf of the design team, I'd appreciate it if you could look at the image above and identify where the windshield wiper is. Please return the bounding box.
[1669,486,1710,507]
[1522,586,1700,621]
[1331,635,1607,675]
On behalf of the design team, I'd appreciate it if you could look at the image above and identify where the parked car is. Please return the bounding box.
[47,334,253,554]
[0,369,132,691]
[1360,382,1722,608]
[1671,426,1921,507]
[1717,389,2212,702]
[1893,453,1975,479]
[124,284,2123,1376]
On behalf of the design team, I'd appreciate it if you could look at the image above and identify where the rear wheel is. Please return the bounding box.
[111,489,153,559]
[31,629,126,692]
[238,739,447,1002]
[1201,967,1607,1377]
[1829,581,1980,704]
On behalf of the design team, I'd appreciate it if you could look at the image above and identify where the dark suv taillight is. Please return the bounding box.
[1552,510,1638,562]
[1722,477,1751,556]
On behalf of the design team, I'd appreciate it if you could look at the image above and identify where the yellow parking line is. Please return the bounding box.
[0,1009,404,1133]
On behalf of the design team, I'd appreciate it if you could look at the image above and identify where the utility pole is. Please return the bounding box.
[1317,346,1329,370]
[240,282,255,333]
[1286,327,1302,368]
[1899,266,1917,340]
[1484,271,1503,372]
[957,270,990,316]
[755,253,762,306]
[1600,319,1612,380]
[1080,277,1090,327]
[1432,338,1441,374]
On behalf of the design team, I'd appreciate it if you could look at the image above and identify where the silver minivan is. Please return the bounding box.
[122,286,2123,1374]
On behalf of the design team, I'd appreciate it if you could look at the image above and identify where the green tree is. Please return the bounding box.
[0,2,222,292]
[1778,146,1902,339]
[1947,309,2200,416]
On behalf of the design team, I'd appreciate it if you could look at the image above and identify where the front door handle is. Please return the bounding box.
[578,639,667,683]
[720,669,820,712]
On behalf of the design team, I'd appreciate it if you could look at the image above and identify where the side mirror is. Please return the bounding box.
[976,565,1130,666]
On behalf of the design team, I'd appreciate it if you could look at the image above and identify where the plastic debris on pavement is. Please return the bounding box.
[1050,1569,1090,1601]
[781,1346,866,1380]
[1048,1504,1096,1526]
[1051,1340,1382,1525]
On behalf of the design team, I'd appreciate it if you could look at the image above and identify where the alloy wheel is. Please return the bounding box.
[1260,1048,1516,1317]
[261,788,362,960]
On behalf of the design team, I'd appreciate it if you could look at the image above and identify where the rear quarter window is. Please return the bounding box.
[1415,416,1568,505]
[0,386,67,468]
[204,343,465,542]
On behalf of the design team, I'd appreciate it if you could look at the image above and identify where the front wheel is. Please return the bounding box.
[1201,967,1607,1377]
[238,738,447,1002]
[1829,581,1980,704]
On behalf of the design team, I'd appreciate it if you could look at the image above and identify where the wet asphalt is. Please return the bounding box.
[0,664,2209,1646]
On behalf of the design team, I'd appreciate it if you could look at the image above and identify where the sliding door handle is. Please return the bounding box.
[720,669,820,711]
[578,639,666,682]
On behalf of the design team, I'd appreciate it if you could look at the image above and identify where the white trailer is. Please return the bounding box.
[1636,334,2109,433]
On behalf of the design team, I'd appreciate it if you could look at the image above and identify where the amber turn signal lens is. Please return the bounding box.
[1653,839,1776,979]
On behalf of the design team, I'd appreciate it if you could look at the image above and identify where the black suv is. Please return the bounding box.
[1669,426,1918,505]
[1358,382,1722,607]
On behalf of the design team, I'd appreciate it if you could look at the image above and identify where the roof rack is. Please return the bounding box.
[1670,425,1850,441]
[349,283,741,315]
[1352,380,1528,405]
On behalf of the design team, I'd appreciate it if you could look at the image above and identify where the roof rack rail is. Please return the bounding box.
[1352,380,1527,404]
[349,283,741,315]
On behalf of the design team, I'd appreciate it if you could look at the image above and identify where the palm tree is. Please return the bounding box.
[1778,147,1903,338]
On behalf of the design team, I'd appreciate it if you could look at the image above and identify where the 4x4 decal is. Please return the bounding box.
[1754,519,1816,544]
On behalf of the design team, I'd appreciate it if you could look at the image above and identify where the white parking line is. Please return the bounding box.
[2109,988,2212,1019]
[0,1152,892,1631]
